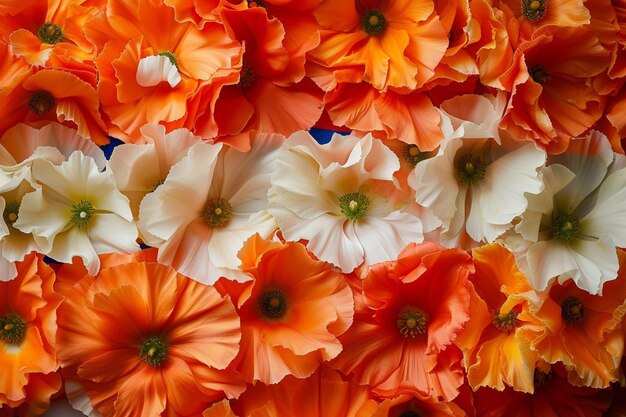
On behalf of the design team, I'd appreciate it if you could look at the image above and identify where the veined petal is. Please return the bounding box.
[136,55,182,88]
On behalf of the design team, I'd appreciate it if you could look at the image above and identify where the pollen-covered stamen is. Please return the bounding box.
[70,200,95,229]
[28,91,56,115]
[157,51,178,69]
[140,336,168,367]
[493,310,517,332]
[455,153,487,185]
[259,289,287,319]
[338,192,369,221]
[238,63,256,91]
[397,307,428,338]
[561,296,584,325]
[3,201,20,226]
[402,144,429,167]
[0,313,26,344]
[205,197,233,228]
[37,22,63,44]
[362,11,386,36]
[552,213,580,243]
[522,0,547,22]
[529,64,550,85]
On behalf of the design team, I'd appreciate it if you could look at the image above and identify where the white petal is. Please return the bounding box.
[136,55,181,88]
[560,236,619,295]
[88,213,140,255]
[13,188,68,241]
[0,256,17,281]
[47,228,100,275]
[581,167,626,246]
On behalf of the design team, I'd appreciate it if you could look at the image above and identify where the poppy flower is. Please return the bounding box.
[0,253,62,409]
[332,242,474,401]
[56,249,244,417]
[215,234,354,384]
[0,372,62,417]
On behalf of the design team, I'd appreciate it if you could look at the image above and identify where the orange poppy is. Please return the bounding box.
[499,26,611,154]
[56,249,244,417]
[473,363,613,417]
[332,242,474,401]
[215,234,354,385]
[0,372,62,417]
[522,249,626,388]
[84,0,242,143]
[309,0,449,91]
[0,253,62,409]
[370,393,468,417]
[456,243,547,393]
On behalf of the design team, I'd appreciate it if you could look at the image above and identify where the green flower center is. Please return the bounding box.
[37,22,63,44]
[0,313,26,344]
[140,336,168,367]
[338,192,369,221]
[522,0,547,22]
[455,153,487,185]
[259,289,287,319]
[70,200,95,229]
[561,296,584,325]
[533,368,553,387]
[362,11,386,36]
[529,64,550,85]
[205,198,233,228]
[28,91,56,115]
[493,310,517,332]
[552,213,580,243]
[239,63,256,90]
[157,51,178,69]
[397,307,428,338]
[3,201,19,226]
[402,144,429,167]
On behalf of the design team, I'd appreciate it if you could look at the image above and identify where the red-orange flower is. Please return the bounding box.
[0,372,62,417]
[0,253,62,412]
[56,249,244,417]
[215,234,354,385]
[332,242,474,401]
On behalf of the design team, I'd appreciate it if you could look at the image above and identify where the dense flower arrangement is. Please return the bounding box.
[1,0,626,416]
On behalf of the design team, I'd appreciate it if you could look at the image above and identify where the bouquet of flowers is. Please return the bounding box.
[1,0,626,416]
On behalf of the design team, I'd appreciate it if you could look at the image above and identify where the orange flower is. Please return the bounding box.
[0,372,62,417]
[0,253,62,409]
[522,249,626,388]
[309,0,449,91]
[370,393,467,417]
[499,26,611,154]
[215,234,354,385]
[456,243,546,393]
[85,0,241,143]
[0,68,108,145]
[56,249,244,417]
[332,242,474,401]
[473,363,613,417]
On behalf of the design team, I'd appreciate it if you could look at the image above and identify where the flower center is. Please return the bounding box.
[399,412,422,417]
[522,0,547,22]
[402,144,429,167]
[529,64,550,85]
[552,213,580,243]
[204,197,233,228]
[362,11,386,36]
[0,313,26,344]
[493,310,517,332]
[157,51,178,69]
[561,296,584,325]
[455,154,486,185]
[239,63,256,91]
[3,201,19,226]
[247,0,265,6]
[338,192,369,221]
[533,368,553,387]
[140,336,168,367]
[259,289,287,319]
[37,22,63,44]
[28,91,56,115]
[70,200,95,229]
[397,307,428,338]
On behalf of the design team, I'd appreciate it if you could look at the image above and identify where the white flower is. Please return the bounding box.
[408,94,546,247]
[501,131,626,295]
[13,151,139,275]
[138,133,283,284]
[268,131,423,273]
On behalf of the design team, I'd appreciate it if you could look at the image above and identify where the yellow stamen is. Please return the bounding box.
[529,0,541,9]
[4,324,14,331]
[7,213,16,222]
[368,14,380,26]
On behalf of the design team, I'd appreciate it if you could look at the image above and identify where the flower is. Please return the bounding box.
[0,372,62,417]
[502,131,626,294]
[139,133,282,283]
[0,253,62,409]
[455,243,546,392]
[14,151,139,275]
[369,393,467,417]
[331,242,474,401]
[56,249,243,417]
[268,131,423,273]
[409,94,546,248]
[215,234,354,384]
